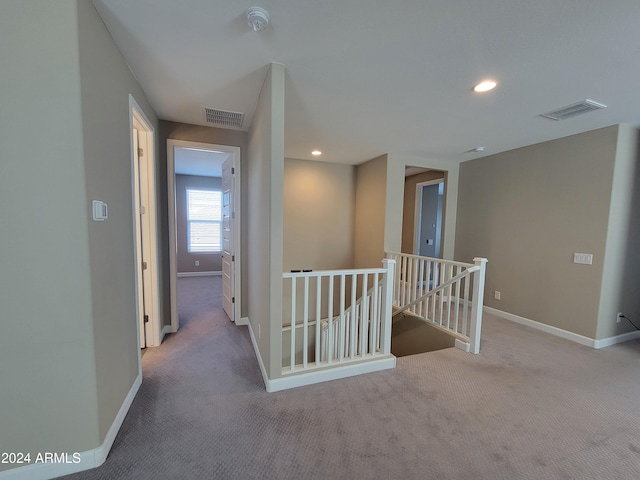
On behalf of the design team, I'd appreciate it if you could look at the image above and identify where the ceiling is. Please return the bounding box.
[93,0,640,165]
[174,147,229,177]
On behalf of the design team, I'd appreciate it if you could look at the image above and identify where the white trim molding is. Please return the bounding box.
[484,306,640,349]
[246,319,269,390]
[268,357,396,393]
[161,324,173,341]
[593,329,640,349]
[0,373,142,480]
[177,271,222,278]
[455,339,470,352]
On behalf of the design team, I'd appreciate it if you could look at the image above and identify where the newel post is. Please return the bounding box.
[380,259,396,356]
[469,257,488,354]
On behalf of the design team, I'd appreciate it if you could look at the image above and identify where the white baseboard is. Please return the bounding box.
[593,329,640,349]
[269,356,396,393]
[235,316,249,326]
[177,271,222,277]
[246,319,269,391]
[0,373,142,480]
[161,324,173,341]
[484,306,640,349]
[455,339,470,352]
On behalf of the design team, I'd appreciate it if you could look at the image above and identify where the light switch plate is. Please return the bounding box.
[92,200,108,221]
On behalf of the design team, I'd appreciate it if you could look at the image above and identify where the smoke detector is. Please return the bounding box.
[246,6,270,31]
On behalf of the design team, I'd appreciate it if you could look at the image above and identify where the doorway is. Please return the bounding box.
[415,180,444,258]
[129,95,161,348]
[401,167,446,258]
[167,140,242,332]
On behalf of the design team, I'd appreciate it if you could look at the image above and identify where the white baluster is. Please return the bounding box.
[315,276,321,366]
[380,259,395,356]
[290,278,296,371]
[469,258,488,354]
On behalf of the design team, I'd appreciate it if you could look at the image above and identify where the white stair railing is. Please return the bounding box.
[385,252,487,354]
[281,259,395,375]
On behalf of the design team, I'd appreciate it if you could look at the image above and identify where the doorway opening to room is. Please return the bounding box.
[414,180,444,259]
[392,167,452,358]
[167,140,241,333]
[401,167,446,260]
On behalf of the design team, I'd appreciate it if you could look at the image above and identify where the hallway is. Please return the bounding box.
[63,279,640,480]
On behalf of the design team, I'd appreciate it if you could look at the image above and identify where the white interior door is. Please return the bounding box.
[133,128,147,348]
[221,156,235,321]
[137,129,155,342]
[130,96,161,350]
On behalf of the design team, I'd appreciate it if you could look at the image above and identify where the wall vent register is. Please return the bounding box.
[202,107,244,128]
[540,100,606,121]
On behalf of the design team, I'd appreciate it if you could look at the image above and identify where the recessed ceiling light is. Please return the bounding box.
[473,80,497,93]
[311,150,322,156]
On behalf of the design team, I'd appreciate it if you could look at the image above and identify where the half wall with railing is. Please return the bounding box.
[385,251,487,353]
[281,260,396,382]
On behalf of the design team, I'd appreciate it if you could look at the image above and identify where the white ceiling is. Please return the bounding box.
[174,147,229,177]
[93,0,640,165]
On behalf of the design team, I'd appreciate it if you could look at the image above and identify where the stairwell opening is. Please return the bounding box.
[391,312,455,357]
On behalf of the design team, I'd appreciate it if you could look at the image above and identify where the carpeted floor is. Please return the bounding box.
[63,276,640,479]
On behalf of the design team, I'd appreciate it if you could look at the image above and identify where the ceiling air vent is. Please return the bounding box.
[203,107,244,128]
[540,99,607,121]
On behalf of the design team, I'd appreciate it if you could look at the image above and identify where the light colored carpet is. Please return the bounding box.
[63,276,640,479]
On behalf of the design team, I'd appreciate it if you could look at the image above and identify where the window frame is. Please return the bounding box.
[186,188,222,254]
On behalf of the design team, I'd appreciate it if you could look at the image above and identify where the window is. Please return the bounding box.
[186,188,222,253]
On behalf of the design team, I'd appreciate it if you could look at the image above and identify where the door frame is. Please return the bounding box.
[129,95,162,349]
[167,139,242,332]
[413,178,444,256]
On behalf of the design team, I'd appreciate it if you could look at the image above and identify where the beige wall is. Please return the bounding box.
[283,158,356,271]
[247,63,286,380]
[282,158,357,331]
[175,174,223,273]
[78,0,158,441]
[1,1,159,472]
[401,170,446,254]
[353,154,459,270]
[456,126,619,339]
[354,155,388,268]
[597,125,640,339]
[384,154,459,260]
[160,121,248,319]
[0,3,99,468]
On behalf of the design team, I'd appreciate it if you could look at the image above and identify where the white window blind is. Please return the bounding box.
[186,189,222,253]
